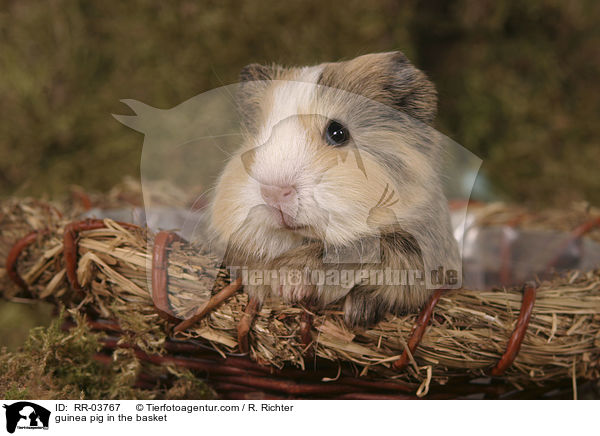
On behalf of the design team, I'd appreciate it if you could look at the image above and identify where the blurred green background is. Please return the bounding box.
[1,0,599,205]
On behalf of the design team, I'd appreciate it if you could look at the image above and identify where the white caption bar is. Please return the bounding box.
[0,400,595,435]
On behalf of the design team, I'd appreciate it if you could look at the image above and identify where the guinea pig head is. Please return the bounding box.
[209,52,443,263]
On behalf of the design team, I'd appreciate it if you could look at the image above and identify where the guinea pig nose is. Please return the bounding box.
[260,185,297,206]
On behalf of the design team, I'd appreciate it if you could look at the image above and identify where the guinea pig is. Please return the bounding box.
[208,51,460,326]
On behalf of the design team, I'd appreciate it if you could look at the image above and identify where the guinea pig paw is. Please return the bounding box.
[343,292,387,328]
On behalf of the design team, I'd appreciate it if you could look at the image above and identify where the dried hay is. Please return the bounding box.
[1,195,600,394]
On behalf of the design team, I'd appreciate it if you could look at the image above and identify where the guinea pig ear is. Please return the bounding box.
[319,51,437,124]
[237,63,277,133]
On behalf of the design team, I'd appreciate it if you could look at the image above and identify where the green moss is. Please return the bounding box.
[0,309,213,400]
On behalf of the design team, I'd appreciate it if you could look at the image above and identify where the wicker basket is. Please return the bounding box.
[1,194,600,399]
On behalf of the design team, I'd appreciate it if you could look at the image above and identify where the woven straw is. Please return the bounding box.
[1,194,600,398]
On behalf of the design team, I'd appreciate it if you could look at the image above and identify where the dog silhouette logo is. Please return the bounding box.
[3,402,50,433]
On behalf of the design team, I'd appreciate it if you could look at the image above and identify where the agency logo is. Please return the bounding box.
[114,73,481,324]
[2,402,50,434]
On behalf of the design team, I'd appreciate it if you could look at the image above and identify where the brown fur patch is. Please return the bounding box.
[317,51,437,124]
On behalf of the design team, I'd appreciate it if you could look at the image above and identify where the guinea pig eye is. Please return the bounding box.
[324,120,350,146]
